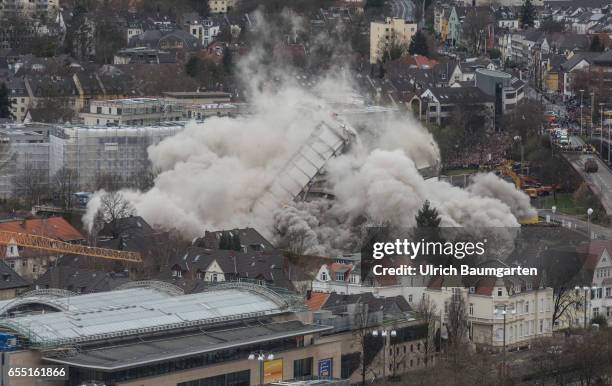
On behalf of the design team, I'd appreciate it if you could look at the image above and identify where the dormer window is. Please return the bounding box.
[320,271,327,281]
[497,288,503,296]
[469,287,475,294]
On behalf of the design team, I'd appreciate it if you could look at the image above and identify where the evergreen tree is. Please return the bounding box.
[415,200,441,228]
[219,232,229,249]
[520,0,535,29]
[222,47,233,75]
[0,83,14,120]
[590,35,605,52]
[231,233,241,251]
[408,31,429,57]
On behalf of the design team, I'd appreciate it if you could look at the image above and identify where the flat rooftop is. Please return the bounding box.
[43,320,332,370]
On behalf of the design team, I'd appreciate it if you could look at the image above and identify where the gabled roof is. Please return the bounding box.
[560,51,601,71]
[423,86,495,104]
[34,267,130,293]
[0,217,84,242]
[0,260,29,290]
[305,292,329,311]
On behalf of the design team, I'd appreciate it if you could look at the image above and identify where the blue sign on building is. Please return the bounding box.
[318,358,332,378]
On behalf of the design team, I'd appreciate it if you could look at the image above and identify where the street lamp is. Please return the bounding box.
[580,89,585,137]
[371,329,397,379]
[514,135,524,175]
[575,286,598,328]
[600,103,605,156]
[495,305,516,382]
[249,351,275,385]
[587,207,593,239]
[551,205,556,223]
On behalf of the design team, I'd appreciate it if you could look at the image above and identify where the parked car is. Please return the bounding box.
[585,158,598,173]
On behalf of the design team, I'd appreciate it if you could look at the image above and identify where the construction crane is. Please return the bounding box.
[0,231,142,263]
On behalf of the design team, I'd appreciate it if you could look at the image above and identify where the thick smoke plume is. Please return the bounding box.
[84,11,536,255]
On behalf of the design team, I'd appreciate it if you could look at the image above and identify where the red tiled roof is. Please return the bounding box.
[475,277,496,296]
[0,217,84,242]
[305,292,330,311]
[577,240,612,270]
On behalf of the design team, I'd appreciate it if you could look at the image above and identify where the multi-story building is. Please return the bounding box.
[184,103,240,120]
[475,68,525,114]
[369,17,418,64]
[185,18,220,46]
[49,123,184,190]
[311,253,428,308]
[0,281,343,385]
[0,0,59,19]
[415,86,495,127]
[0,126,49,199]
[5,78,30,122]
[162,90,232,105]
[80,98,183,126]
[425,261,554,351]
[208,0,236,14]
[308,291,430,383]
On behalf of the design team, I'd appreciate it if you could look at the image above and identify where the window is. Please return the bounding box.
[408,295,413,302]
[469,303,474,315]
[335,272,344,281]
[177,370,250,386]
[597,288,602,299]
[294,357,313,378]
[606,287,611,298]
[469,287,475,294]
[607,307,611,317]
[320,271,327,281]
[539,320,543,333]
[497,288,503,296]
[540,298,544,312]
[593,307,599,317]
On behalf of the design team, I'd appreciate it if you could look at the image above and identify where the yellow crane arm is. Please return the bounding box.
[0,231,142,263]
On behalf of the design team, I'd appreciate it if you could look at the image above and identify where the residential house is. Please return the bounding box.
[33,267,130,294]
[113,47,176,65]
[126,21,143,44]
[447,6,462,45]
[183,14,220,46]
[414,86,495,126]
[0,217,85,280]
[369,17,417,64]
[312,253,428,307]
[474,68,525,114]
[425,260,554,350]
[575,241,612,327]
[6,77,30,122]
[0,260,29,300]
[559,51,601,99]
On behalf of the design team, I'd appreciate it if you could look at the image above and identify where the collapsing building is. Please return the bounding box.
[251,115,357,214]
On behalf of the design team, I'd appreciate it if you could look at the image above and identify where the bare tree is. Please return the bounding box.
[97,191,136,238]
[52,167,78,209]
[462,9,492,55]
[417,296,439,367]
[11,158,47,208]
[446,292,469,362]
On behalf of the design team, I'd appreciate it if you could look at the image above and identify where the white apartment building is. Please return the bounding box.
[49,123,184,190]
[208,0,236,14]
[186,19,220,46]
[370,17,417,64]
[80,98,183,127]
[425,261,554,350]
[580,241,612,327]
[0,0,59,18]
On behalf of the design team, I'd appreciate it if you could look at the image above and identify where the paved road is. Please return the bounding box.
[538,208,612,239]
[563,137,612,217]
[389,0,415,21]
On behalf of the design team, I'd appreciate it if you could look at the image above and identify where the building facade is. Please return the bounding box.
[369,18,417,64]
[80,98,183,127]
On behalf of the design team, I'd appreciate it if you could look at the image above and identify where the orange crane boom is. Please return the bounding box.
[0,231,142,263]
